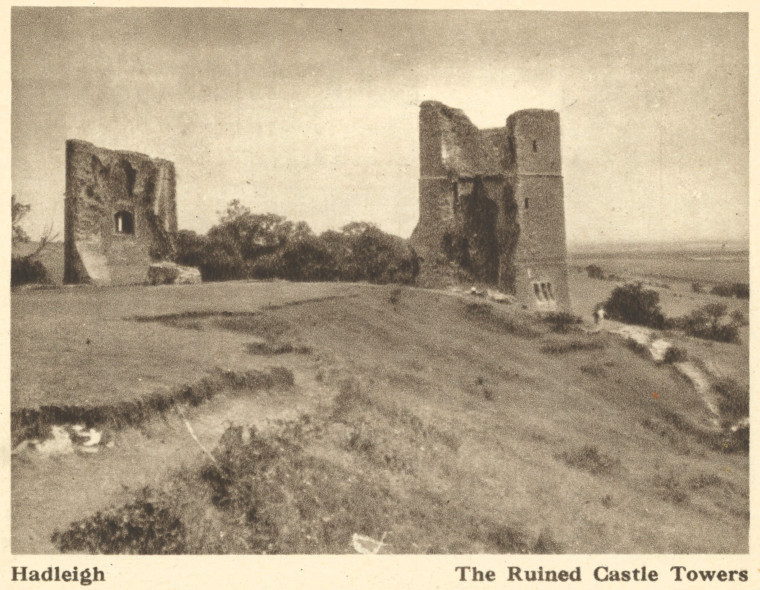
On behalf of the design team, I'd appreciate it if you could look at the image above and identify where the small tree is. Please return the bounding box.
[12,194,31,244]
[11,195,54,286]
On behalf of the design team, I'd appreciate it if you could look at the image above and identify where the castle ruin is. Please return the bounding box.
[64,139,178,286]
[410,101,571,310]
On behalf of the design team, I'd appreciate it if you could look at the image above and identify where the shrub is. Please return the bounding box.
[691,282,703,294]
[711,282,749,299]
[586,264,605,279]
[680,303,739,343]
[602,282,664,329]
[662,346,687,364]
[52,487,187,554]
[712,378,749,424]
[11,256,51,287]
[195,421,413,553]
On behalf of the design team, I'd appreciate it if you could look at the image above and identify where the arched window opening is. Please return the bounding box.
[114,210,134,235]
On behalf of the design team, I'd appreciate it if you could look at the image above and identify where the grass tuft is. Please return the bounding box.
[540,339,606,355]
[653,473,690,505]
[487,524,563,554]
[246,341,312,355]
[579,364,606,377]
[559,445,621,476]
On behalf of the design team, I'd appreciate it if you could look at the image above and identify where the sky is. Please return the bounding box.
[11,8,749,245]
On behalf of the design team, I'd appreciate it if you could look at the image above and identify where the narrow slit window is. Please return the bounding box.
[533,282,544,301]
[114,211,134,235]
[532,140,538,152]
[524,198,529,209]
[546,283,555,301]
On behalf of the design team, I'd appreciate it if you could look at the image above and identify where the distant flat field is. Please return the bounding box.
[569,249,749,285]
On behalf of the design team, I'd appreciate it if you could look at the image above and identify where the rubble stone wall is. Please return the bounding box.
[64,140,177,285]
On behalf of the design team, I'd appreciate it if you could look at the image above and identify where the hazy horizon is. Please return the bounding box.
[12,8,749,245]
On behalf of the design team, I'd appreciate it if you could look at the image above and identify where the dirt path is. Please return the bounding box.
[603,320,722,428]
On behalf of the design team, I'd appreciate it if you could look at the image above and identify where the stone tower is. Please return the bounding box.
[410,101,571,311]
[64,139,178,286]
[507,110,570,310]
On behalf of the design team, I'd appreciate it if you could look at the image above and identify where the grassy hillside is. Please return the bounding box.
[11,282,748,554]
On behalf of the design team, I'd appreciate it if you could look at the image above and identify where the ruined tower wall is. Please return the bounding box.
[507,110,570,309]
[154,162,178,234]
[411,103,457,260]
[64,139,177,286]
[412,101,571,310]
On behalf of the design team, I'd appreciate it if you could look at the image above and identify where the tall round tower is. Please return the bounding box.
[506,110,570,310]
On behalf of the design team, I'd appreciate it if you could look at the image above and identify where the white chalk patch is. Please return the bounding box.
[649,339,671,363]
[352,532,389,554]
[34,426,75,456]
[12,424,108,458]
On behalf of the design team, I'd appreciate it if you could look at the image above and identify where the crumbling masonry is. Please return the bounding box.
[410,101,571,310]
[64,140,178,286]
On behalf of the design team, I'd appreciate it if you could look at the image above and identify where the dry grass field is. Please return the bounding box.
[11,252,749,554]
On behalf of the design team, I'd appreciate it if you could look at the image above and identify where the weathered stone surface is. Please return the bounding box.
[147,262,201,285]
[411,101,571,311]
[64,139,178,286]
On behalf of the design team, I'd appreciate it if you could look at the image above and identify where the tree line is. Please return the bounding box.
[174,200,419,284]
